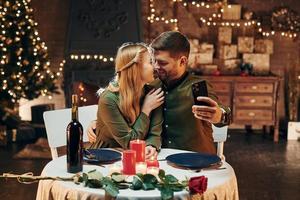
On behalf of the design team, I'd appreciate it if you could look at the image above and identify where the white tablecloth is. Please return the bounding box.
[36,148,239,200]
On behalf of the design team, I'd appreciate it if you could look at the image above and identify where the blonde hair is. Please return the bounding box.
[108,43,152,125]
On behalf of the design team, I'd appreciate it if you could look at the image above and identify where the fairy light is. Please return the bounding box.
[78,83,88,103]
[194,2,298,39]
[146,0,192,30]
[261,30,297,38]
[68,54,114,63]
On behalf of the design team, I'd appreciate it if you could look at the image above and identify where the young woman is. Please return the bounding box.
[88,43,164,159]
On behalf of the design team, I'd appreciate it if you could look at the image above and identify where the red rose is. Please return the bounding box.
[188,176,208,195]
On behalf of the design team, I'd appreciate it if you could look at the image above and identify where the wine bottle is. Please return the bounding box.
[66,94,83,173]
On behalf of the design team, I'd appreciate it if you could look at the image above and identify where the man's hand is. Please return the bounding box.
[87,120,97,143]
[192,97,222,124]
[145,145,158,160]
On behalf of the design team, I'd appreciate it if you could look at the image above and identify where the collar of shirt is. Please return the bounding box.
[162,71,189,91]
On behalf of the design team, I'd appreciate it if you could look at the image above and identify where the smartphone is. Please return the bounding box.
[192,80,210,106]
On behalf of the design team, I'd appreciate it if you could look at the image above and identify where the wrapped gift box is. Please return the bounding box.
[189,43,214,66]
[189,52,213,67]
[255,39,274,54]
[196,52,213,64]
[222,5,241,20]
[214,59,241,75]
[243,53,270,75]
[217,44,237,59]
[287,122,300,140]
[190,39,199,53]
[238,37,254,53]
[199,43,214,53]
[218,27,232,44]
[199,64,218,75]
[188,53,198,68]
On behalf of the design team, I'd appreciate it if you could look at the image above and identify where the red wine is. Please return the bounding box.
[66,94,83,173]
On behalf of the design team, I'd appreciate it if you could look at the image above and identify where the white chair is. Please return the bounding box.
[43,105,98,159]
[212,125,228,160]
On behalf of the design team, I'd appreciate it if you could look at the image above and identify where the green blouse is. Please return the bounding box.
[89,88,163,150]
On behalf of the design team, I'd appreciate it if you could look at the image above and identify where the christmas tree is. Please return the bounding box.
[0,0,59,128]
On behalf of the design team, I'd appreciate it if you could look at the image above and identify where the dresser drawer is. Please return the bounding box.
[235,83,273,93]
[235,95,273,107]
[235,109,273,121]
[211,82,231,93]
[217,95,231,107]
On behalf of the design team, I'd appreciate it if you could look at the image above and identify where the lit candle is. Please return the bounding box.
[136,162,147,174]
[108,164,122,175]
[146,156,159,168]
[122,150,136,175]
[130,139,146,162]
[147,167,159,176]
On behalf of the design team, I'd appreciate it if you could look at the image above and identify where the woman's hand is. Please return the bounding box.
[145,145,158,160]
[87,120,97,143]
[142,88,164,116]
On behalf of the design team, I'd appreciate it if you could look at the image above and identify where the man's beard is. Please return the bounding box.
[154,69,168,81]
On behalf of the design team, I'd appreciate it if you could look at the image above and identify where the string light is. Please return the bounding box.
[69,54,114,62]
[147,0,180,30]
[78,83,88,103]
[147,0,223,28]
[197,6,298,39]
[261,31,297,38]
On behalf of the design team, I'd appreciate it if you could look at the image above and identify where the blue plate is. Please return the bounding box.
[83,149,122,164]
[166,152,221,169]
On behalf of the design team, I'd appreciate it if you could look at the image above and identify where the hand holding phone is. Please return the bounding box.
[192,80,210,106]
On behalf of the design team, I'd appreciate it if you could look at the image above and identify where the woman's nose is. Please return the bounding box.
[154,63,160,69]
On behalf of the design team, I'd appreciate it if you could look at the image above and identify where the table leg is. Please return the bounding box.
[273,121,279,142]
[245,125,252,134]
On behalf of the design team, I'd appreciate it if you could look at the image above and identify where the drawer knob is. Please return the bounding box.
[250,99,256,103]
[248,112,256,117]
[252,86,258,90]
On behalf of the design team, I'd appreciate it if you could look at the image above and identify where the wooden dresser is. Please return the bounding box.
[202,76,280,142]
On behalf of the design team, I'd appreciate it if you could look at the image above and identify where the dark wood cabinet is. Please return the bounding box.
[202,76,280,142]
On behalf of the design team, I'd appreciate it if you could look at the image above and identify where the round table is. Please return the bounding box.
[36,148,239,200]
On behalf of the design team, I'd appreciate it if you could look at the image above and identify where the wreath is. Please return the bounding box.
[271,7,300,33]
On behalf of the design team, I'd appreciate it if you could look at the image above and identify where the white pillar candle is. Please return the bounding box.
[146,167,159,176]
[136,162,147,174]
[108,164,122,175]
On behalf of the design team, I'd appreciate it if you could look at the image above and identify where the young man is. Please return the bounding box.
[88,31,230,155]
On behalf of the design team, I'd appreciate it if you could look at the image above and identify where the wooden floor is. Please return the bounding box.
[0,131,299,200]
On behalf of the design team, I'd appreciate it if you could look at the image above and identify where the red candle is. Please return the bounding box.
[146,156,159,168]
[130,139,146,162]
[122,150,136,175]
